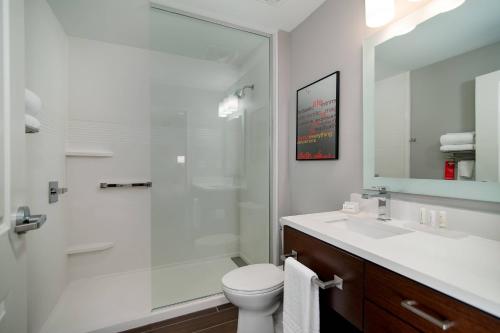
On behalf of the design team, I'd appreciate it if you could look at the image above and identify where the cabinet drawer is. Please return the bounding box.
[283,226,364,330]
[365,263,500,333]
[365,300,420,333]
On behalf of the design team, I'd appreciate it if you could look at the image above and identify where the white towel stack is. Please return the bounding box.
[25,89,42,132]
[440,132,475,152]
[283,258,320,333]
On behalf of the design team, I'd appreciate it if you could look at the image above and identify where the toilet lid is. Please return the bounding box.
[222,264,284,293]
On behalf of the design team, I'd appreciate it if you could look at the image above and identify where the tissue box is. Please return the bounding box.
[342,201,360,214]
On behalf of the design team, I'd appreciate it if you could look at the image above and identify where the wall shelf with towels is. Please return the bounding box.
[65,150,114,157]
[66,242,114,255]
[442,150,475,161]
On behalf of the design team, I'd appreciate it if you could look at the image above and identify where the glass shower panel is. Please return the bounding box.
[150,8,270,309]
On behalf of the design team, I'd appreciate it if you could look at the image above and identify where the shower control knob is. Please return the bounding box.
[49,181,68,204]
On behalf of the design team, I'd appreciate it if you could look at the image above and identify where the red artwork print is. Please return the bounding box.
[297,151,336,160]
[312,99,324,108]
[296,72,339,160]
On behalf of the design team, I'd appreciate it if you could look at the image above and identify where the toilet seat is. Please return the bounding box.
[222,264,284,295]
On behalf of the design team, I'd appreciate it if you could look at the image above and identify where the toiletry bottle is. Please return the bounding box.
[444,160,456,180]
[419,208,427,225]
[429,210,438,228]
[439,211,448,229]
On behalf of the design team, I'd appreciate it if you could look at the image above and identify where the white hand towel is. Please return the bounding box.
[25,114,41,132]
[458,160,475,179]
[25,89,42,117]
[440,132,475,146]
[440,144,475,152]
[283,258,319,333]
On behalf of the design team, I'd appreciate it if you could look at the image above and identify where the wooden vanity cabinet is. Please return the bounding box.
[283,226,500,333]
[283,226,364,331]
[365,263,500,333]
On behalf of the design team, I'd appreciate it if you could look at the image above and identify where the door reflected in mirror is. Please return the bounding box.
[374,0,500,182]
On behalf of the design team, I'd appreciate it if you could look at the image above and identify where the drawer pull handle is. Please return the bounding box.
[401,300,455,330]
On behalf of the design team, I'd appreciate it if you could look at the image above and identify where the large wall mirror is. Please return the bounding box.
[363,0,500,202]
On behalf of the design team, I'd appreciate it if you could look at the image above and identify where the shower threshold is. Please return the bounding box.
[40,256,237,333]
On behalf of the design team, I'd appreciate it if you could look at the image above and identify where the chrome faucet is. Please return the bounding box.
[362,186,391,221]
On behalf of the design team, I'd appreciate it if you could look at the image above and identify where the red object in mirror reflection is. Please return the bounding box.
[444,160,455,180]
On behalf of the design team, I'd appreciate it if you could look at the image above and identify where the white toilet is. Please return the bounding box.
[222,264,284,333]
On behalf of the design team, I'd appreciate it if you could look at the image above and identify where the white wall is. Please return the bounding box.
[25,0,68,332]
[288,0,365,214]
[66,37,151,280]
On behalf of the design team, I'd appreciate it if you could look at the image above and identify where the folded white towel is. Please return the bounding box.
[458,160,475,179]
[283,258,319,333]
[25,114,40,132]
[440,144,475,152]
[25,89,42,117]
[440,132,475,146]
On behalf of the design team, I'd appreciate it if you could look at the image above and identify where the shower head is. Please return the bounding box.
[235,84,254,99]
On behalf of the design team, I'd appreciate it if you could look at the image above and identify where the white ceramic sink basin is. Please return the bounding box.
[329,217,414,239]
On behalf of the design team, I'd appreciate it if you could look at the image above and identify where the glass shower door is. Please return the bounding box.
[150,7,271,309]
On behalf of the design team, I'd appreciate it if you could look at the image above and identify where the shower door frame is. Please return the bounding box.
[149,3,279,266]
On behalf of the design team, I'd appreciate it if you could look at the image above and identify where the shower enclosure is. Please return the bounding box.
[149,7,271,309]
[19,1,272,332]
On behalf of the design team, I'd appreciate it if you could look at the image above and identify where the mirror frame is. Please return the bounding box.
[363,0,500,203]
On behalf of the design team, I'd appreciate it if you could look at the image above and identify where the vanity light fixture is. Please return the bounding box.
[365,0,395,28]
[430,0,466,14]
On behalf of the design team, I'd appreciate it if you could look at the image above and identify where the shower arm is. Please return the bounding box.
[235,84,254,99]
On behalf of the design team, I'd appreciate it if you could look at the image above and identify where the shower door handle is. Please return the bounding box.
[14,206,47,234]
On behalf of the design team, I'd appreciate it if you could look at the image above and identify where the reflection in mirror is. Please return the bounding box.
[374,0,500,182]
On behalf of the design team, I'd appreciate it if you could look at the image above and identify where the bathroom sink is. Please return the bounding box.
[333,218,414,239]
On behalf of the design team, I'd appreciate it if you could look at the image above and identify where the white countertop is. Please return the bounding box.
[280,211,500,318]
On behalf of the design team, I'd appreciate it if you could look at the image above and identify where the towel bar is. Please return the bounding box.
[312,275,343,290]
[281,250,344,290]
[100,182,152,189]
[280,250,298,261]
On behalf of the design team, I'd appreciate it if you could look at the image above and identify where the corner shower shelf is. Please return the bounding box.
[66,242,114,255]
[65,150,114,157]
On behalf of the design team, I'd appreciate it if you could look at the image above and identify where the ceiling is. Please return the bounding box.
[150,8,266,65]
[150,0,327,33]
[47,0,326,48]
[47,0,325,65]
[376,0,500,80]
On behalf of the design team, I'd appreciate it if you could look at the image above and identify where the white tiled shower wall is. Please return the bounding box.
[65,37,151,280]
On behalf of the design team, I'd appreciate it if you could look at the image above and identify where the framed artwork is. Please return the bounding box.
[296,71,340,160]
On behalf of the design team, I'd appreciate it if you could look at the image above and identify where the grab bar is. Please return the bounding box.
[100,182,152,189]
[281,250,344,290]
